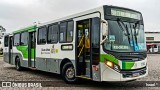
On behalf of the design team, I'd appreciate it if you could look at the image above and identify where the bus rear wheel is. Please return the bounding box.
[15,57,23,71]
[62,62,78,84]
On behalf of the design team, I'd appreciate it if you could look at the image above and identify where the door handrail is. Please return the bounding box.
[78,35,84,47]
[78,45,84,58]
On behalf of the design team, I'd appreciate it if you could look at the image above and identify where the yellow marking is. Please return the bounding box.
[78,35,84,47]
[78,45,84,58]
[56,49,58,53]
[86,68,90,70]
[76,76,92,80]
[78,25,83,28]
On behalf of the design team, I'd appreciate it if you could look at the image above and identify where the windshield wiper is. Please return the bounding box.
[135,21,141,35]
[117,18,131,44]
[133,21,140,44]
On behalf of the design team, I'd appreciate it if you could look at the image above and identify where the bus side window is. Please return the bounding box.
[20,32,28,46]
[59,22,67,43]
[13,34,20,46]
[48,24,59,43]
[67,21,74,42]
[37,27,47,44]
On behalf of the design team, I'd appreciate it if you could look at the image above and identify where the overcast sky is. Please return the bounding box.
[0,0,160,33]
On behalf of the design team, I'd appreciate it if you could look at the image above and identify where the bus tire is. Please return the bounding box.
[62,62,78,84]
[15,57,23,71]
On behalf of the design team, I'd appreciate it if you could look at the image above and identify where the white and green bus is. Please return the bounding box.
[4,5,147,83]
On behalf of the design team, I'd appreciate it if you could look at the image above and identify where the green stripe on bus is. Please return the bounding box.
[16,46,35,59]
[100,54,119,65]
[13,25,36,34]
[122,61,135,70]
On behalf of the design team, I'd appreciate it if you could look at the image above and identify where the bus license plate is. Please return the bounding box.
[133,73,139,77]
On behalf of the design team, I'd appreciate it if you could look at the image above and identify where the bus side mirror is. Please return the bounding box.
[101,20,108,45]
[102,20,108,36]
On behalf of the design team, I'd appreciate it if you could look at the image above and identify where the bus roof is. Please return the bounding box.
[37,6,103,27]
[37,5,142,27]
[13,25,37,34]
[11,5,142,32]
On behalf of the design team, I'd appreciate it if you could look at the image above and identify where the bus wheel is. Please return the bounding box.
[15,57,23,71]
[62,62,78,84]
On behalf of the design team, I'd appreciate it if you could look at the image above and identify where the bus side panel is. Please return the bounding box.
[10,53,14,65]
[46,58,59,73]
[35,57,75,74]
[3,51,9,63]
[12,53,23,65]
[35,58,61,74]
[3,50,14,65]
[3,46,13,65]
[35,57,47,71]
[12,46,28,67]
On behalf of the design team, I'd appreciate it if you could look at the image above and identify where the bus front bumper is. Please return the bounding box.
[102,65,148,81]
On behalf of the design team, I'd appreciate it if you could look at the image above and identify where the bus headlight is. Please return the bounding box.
[105,60,114,68]
[104,60,120,72]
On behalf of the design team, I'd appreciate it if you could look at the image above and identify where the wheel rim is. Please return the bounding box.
[66,67,75,79]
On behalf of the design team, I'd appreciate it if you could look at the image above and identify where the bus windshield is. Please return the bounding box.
[104,20,146,52]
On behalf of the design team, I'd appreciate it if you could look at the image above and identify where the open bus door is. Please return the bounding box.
[76,17,100,80]
[28,31,36,68]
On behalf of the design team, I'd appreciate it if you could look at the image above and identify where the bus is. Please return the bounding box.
[3,5,147,83]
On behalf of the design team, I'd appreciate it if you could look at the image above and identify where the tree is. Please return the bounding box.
[0,25,6,39]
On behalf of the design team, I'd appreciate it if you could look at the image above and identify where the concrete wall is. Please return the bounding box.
[145,32,160,42]
[145,32,160,53]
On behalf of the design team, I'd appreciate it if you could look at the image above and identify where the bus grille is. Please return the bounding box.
[118,55,144,61]
[121,67,146,78]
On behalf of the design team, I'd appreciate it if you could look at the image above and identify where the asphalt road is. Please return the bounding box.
[0,54,160,90]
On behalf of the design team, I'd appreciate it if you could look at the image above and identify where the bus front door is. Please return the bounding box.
[76,17,100,80]
[28,32,36,68]
[76,19,92,78]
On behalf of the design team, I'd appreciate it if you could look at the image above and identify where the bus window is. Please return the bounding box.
[59,22,67,43]
[20,32,28,45]
[37,27,47,44]
[48,24,59,43]
[67,21,74,42]
[13,34,20,46]
[4,36,9,47]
